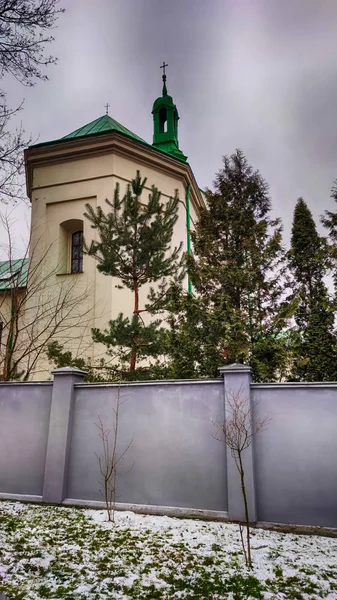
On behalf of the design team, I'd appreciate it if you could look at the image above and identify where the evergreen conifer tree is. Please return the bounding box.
[165,286,225,379]
[83,171,184,378]
[166,150,292,381]
[289,198,337,381]
[321,178,337,240]
[321,179,337,289]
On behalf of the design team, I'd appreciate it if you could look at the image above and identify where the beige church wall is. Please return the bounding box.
[112,152,191,273]
[0,291,14,326]
[45,199,98,342]
[28,167,117,378]
[0,293,16,377]
[28,168,126,377]
[32,151,196,261]
[26,148,200,379]
[189,195,198,230]
[32,154,115,190]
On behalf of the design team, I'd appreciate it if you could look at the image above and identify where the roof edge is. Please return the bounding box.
[25,131,205,212]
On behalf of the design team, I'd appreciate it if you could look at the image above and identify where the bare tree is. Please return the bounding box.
[0,215,93,380]
[0,94,29,203]
[214,389,269,569]
[95,385,133,522]
[0,0,64,202]
[0,0,63,86]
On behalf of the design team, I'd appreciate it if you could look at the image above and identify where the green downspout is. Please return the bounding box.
[4,293,15,379]
[186,184,192,294]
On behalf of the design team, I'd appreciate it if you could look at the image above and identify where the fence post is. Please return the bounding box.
[219,363,257,522]
[42,367,87,504]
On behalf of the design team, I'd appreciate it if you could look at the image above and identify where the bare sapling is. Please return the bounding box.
[214,388,269,569]
[0,213,93,380]
[96,384,133,522]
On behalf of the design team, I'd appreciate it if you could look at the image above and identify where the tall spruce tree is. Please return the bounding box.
[165,286,228,379]
[321,179,337,240]
[166,150,292,381]
[289,198,337,381]
[321,179,337,289]
[83,171,184,378]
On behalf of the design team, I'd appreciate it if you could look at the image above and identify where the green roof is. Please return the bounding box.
[61,114,147,144]
[0,258,28,291]
[31,114,188,163]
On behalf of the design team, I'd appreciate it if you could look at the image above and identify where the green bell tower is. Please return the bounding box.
[152,62,187,162]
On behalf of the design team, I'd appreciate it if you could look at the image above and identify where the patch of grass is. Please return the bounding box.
[0,501,336,600]
[266,569,322,600]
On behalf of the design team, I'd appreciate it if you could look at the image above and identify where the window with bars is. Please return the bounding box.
[71,230,83,273]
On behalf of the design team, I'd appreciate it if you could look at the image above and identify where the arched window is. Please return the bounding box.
[159,107,167,133]
[173,108,178,137]
[59,219,84,275]
[71,230,83,273]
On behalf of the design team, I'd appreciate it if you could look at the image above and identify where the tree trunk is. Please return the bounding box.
[104,477,111,521]
[238,450,252,569]
[130,278,139,370]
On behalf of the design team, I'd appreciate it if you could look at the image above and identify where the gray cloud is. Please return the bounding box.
[2,0,337,256]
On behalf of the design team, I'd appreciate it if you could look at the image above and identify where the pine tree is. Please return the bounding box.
[83,171,184,378]
[166,150,292,381]
[289,198,337,381]
[46,340,105,382]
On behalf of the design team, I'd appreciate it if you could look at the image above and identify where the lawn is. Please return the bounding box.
[0,501,337,599]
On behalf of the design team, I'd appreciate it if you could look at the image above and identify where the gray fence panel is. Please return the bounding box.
[66,381,227,512]
[1,371,337,528]
[0,383,52,496]
[252,385,337,527]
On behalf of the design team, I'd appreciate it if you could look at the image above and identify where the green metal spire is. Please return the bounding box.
[152,63,187,162]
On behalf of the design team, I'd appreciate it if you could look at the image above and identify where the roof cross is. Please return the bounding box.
[105,103,110,115]
[160,61,168,78]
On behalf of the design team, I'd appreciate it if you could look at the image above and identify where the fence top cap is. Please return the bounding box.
[218,363,252,375]
[50,366,88,376]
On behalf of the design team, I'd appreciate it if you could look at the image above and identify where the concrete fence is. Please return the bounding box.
[0,364,336,528]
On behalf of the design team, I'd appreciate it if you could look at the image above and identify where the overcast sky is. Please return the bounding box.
[3,0,337,256]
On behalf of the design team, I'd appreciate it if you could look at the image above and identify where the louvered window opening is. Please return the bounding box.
[71,231,83,273]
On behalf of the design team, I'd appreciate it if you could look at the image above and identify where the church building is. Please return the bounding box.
[1,69,205,380]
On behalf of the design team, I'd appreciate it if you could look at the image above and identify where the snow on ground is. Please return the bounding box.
[0,501,337,599]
